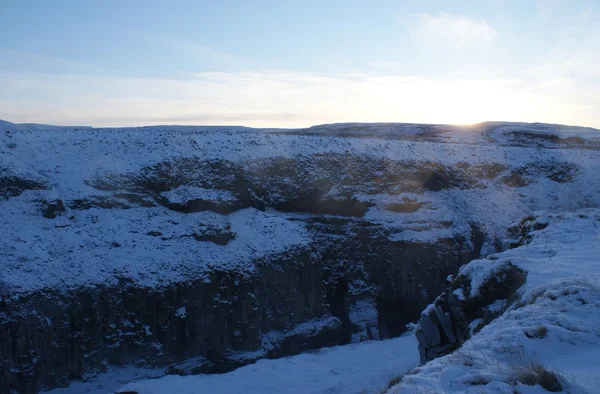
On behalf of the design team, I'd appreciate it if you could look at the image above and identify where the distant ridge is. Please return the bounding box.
[1,118,600,132]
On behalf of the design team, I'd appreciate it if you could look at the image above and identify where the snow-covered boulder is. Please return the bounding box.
[416,261,527,363]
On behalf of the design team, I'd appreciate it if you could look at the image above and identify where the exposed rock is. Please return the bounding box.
[505,215,550,248]
[167,356,215,376]
[416,262,527,363]
[42,199,65,219]
[502,160,580,187]
[0,173,47,199]
[69,194,155,210]
[384,201,424,213]
[263,316,342,359]
[158,185,244,214]
[84,155,509,217]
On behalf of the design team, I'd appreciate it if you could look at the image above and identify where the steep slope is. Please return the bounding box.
[1,121,599,393]
[392,210,600,393]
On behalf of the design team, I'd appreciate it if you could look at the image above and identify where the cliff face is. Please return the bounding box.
[1,249,326,392]
[1,221,484,393]
[1,121,599,393]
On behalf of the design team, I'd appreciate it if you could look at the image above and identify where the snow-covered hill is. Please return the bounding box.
[1,120,599,294]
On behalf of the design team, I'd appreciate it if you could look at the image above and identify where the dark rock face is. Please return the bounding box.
[0,220,485,394]
[377,296,423,339]
[415,262,527,363]
[0,249,328,394]
[83,155,519,217]
[0,174,47,200]
[41,199,65,219]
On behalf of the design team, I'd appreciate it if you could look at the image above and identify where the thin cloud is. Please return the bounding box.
[130,30,253,71]
[399,13,497,49]
[529,34,600,82]
[0,47,107,74]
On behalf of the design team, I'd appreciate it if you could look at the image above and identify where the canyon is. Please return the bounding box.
[1,120,599,393]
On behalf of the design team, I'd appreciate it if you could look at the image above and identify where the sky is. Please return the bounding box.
[1,0,600,129]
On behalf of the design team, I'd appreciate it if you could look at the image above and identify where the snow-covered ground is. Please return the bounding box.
[2,120,600,294]
[43,334,418,394]
[0,197,309,292]
[2,120,599,204]
[390,209,600,393]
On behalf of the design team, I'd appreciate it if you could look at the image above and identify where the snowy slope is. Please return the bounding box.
[390,209,600,393]
[283,122,600,148]
[0,199,308,292]
[2,121,600,295]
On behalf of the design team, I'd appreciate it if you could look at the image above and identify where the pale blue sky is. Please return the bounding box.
[1,0,600,128]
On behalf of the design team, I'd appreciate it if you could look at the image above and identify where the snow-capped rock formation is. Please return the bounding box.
[394,210,600,393]
[1,120,599,393]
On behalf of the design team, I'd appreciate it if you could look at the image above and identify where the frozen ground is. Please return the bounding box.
[43,334,418,394]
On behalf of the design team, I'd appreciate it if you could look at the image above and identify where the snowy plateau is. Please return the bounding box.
[0,119,599,393]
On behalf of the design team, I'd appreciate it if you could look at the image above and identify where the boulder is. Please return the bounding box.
[42,199,65,218]
[416,262,527,363]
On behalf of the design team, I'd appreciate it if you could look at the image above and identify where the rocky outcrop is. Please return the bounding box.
[41,199,65,219]
[415,261,527,363]
[84,155,524,217]
[263,316,342,359]
[0,173,47,200]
